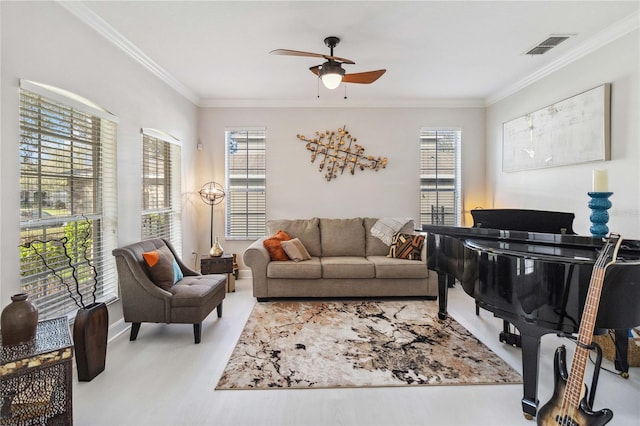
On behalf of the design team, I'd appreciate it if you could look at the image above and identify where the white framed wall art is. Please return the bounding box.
[502,84,611,172]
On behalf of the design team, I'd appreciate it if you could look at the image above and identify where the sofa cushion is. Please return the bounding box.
[281,238,311,262]
[320,218,365,257]
[142,245,183,290]
[364,218,415,256]
[321,256,375,279]
[263,230,292,261]
[267,258,322,279]
[388,233,425,260]
[368,256,428,279]
[267,218,321,257]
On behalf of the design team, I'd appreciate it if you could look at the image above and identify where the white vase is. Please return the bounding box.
[209,237,224,257]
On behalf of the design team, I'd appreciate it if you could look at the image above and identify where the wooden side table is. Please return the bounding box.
[1,317,73,425]
[201,253,235,292]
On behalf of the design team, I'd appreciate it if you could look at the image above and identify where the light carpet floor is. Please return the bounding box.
[216,299,522,389]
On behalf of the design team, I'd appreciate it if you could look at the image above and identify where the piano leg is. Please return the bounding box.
[437,272,449,320]
[447,274,455,288]
[613,328,630,376]
[515,325,546,420]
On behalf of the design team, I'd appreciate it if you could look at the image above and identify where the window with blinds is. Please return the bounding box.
[19,84,118,320]
[225,129,266,239]
[141,130,182,252]
[419,128,462,227]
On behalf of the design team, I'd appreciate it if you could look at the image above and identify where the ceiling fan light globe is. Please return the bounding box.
[319,62,345,90]
[321,73,343,90]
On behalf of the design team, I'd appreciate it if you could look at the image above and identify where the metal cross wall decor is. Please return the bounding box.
[297,126,388,181]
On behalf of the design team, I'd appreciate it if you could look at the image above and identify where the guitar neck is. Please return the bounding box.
[563,267,605,407]
[562,234,621,409]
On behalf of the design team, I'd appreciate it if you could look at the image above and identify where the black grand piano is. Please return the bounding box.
[422,209,640,419]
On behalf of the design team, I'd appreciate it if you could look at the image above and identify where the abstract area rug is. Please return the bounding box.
[216,300,522,389]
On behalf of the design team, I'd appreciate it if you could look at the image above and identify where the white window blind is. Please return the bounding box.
[225,129,266,239]
[19,86,118,320]
[141,130,182,252]
[419,128,462,227]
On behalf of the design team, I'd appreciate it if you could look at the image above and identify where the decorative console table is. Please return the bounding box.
[201,253,235,292]
[1,317,73,425]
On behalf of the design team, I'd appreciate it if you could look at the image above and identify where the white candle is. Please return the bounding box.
[592,169,608,192]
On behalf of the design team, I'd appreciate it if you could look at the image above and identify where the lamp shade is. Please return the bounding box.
[199,181,225,206]
[319,63,345,90]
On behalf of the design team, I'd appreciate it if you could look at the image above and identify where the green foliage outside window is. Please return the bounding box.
[20,218,98,311]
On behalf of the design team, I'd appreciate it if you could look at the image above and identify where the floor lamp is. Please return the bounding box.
[199,181,226,256]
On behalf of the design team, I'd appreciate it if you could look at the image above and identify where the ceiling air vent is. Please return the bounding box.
[524,35,573,55]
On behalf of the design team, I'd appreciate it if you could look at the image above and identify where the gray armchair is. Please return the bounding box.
[112,238,226,343]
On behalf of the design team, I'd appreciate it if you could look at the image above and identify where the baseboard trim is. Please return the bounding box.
[108,317,130,343]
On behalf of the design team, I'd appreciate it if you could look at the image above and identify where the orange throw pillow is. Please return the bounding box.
[263,230,292,261]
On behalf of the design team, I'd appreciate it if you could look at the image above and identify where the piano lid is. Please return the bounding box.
[422,224,640,260]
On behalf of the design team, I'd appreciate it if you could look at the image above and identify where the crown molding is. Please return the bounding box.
[485,10,640,106]
[58,1,200,105]
[198,98,486,109]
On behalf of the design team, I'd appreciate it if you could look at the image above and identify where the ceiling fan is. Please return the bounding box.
[270,36,386,90]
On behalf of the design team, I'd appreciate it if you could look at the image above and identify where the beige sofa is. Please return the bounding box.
[243,217,437,301]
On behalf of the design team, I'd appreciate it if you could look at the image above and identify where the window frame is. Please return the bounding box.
[225,128,266,240]
[140,129,182,252]
[419,128,462,227]
[18,80,119,320]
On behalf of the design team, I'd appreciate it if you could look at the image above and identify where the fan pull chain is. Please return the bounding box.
[344,84,348,99]
[317,77,320,98]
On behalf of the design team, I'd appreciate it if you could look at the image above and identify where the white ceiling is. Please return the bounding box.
[63,1,639,107]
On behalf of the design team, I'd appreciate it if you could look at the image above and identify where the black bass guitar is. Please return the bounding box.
[537,233,622,426]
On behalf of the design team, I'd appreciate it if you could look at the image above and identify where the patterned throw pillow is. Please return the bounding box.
[142,245,184,290]
[387,233,425,260]
[280,238,312,262]
[263,230,292,261]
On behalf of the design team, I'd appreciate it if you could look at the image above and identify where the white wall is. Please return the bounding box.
[0,2,199,324]
[486,30,639,236]
[197,107,486,265]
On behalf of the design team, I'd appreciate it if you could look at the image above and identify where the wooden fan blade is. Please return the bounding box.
[270,49,355,65]
[342,69,386,84]
[309,65,320,76]
[271,49,325,58]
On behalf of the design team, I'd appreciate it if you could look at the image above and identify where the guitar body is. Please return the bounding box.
[537,346,613,426]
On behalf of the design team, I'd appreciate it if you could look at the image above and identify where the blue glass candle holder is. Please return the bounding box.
[588,192,613,237]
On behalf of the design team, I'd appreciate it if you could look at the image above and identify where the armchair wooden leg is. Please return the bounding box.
[193,323,202,344]
[216,301,223,318]
[130,322,141,341]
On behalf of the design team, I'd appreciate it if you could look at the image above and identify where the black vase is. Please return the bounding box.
[74,302,108,381]
[1,293,38,346]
